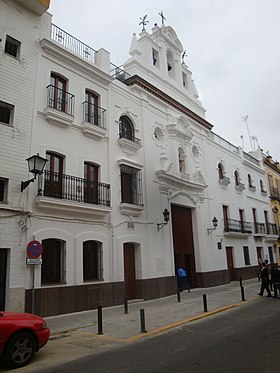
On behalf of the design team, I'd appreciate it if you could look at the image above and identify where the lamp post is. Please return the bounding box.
[157,208,170,231]
[21,154,48,192]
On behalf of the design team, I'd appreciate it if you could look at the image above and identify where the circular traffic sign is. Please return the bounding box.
[26,240,43,258]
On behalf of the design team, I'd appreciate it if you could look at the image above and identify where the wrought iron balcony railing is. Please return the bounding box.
[270,187,280,201]
[51,24,97,64]
[47,84,75,116]
[224,219,252,234]
[119,125,141,145]
[254,222,266,235]
[38,170,110,206]
[82,101,106,129]
[266,223,278,235]
[110,63,131,82]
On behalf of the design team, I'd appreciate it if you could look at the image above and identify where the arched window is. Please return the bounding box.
[248,174,253,187]
[41,239,66,284]
[234,170,240,186]
[83,240,103,281]
[84,90,99,125]
[218,163,224,179]
[49,72,67,112]
[119,115,134,141]
[166,50,175,78]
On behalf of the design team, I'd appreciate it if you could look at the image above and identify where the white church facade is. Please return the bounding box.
[0,0,278,316]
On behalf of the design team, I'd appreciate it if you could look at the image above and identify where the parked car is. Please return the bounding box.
[0,311,50,369]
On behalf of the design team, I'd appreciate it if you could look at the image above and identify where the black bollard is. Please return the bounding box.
[177,288,181,302]
[97,305,103,335]
[241,286,246,301]
[124,297,128,314]
[140,309,147,333]
[239,277,243,287]
[203,294,208,312]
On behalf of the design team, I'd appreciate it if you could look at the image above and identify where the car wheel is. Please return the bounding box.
[4,331,37,369]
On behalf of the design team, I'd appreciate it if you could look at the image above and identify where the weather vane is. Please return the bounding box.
[139,15,149,32]
[158,11,166,25]
[182,50,187,64]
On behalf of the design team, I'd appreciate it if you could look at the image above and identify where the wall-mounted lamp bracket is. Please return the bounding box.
[157,208,170,231]
[207,216,218,234]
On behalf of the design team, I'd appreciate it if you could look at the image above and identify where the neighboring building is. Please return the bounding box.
[0,1,278,316]
[263,154,280,264]
[0,0,50,312]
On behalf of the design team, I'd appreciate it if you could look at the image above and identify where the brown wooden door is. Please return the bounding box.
[226,247,235,281]
[123,243,136,299]
[84,162,98,204]
[45,152,63,198]
[256,247,263,266]
[0,249,7,310]
[171,205,196,288]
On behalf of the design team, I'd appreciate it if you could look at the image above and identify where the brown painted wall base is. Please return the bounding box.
[25,276,177,317]
[197,266,259,288]
[25,268,259,317]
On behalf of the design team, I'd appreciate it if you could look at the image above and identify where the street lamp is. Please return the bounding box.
[21,154,48,192]
[207,216,218,234]
[157,208,170,231]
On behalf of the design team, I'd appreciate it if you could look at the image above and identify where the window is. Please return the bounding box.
[119,115,134,141]
[152,48,159,67]
[0,178,8,202]
[0,101,14,125]
[248,174,253,187]
[84,90,99,125]
[234,170,240,186]
[120,164,143,205]
[5,35,21,58]
[166,50,175,77]
[44,152,64,198]
[243,246,251,265]
[182,72,188,88]
[48,73,67,112]
[218,163,224,179]
[83,240,103,281]
[260,179,266,193]
[41,239,66,284]
[268,246,274,263]
[223,205,229,232]
[84,162,99,204]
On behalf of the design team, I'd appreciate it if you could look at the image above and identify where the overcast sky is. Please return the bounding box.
[49,0,280,159]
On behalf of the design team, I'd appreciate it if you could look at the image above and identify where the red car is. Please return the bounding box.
[0,312,50,369]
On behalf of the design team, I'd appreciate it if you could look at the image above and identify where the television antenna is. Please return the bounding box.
[243,115,253,151]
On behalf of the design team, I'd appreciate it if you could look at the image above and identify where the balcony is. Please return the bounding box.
[254,222,266,235]
[110,63,131,82]
[81,101,107,139]
[219,176,230,187]
[118,125,142,153]
[45,85,75,127]
[224,219,252,236]
[51,24,97,64]
[235,182,245,192]
[266,223,278,235]
[270,187,280,201]
[35,170,111,217]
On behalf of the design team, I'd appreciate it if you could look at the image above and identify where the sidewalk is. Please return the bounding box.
[45,278,260,341]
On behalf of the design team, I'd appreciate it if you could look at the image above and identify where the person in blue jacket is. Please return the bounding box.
[177,267,190,292]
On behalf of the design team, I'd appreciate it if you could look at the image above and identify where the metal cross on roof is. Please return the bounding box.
[158,11,166,25]
[139,15,149,32]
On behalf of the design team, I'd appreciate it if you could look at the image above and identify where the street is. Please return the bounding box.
[21,297,280,373]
